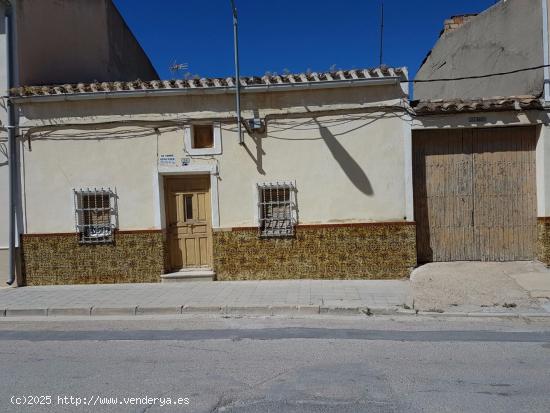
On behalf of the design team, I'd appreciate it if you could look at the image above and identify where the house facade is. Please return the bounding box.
[11,68,417,285]
[0,0,158,285]
[412,0,550,267]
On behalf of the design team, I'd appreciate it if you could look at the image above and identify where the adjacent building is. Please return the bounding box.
[0,0,158,284]
[412,0,550,267]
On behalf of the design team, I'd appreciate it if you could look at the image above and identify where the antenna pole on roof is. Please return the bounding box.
[230,0,243,145]
[379,0,384,66]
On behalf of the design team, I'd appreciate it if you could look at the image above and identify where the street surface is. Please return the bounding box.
[0,315,549,412]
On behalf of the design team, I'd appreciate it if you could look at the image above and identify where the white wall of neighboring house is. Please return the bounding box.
[537,124,550,217]
[0,2,10,284]
[16,82,412,235]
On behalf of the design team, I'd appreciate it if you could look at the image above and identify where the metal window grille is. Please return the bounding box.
[74,188,117,244]
[258,181,297,237]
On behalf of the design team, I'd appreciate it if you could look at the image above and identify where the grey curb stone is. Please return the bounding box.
[135,306,183,315]
[416,311,550,319]
[320,307,367,315]
[224,306,274,315]
[368,307,400,316]
[465,312,520,319]
[182,305,224,314]
[48,307,92,317]
[270,305,321,315]
[0,304,548,319]
[518,313,550,318]
[396,309,417,315]
[6,308,48,317]
[417,311,470,317]
[90,306,137,316]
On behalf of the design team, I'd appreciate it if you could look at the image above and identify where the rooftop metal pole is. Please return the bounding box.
[5,3,16,286]
[230,0,243,145]
[379,0,384,66]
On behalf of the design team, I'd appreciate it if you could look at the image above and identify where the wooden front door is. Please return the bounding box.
[413,126,537,263]
[164,176,212,271]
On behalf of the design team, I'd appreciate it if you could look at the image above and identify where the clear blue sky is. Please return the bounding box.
[114,0,498,80]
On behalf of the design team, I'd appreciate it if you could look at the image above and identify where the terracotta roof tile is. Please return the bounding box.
[11,67,407,98]
[412,96,543,115]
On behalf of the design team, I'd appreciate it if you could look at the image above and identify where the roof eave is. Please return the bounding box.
[10,77,402,104]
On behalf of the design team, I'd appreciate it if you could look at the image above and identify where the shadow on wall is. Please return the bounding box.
[316,122,374,196]
[241,130,266,175]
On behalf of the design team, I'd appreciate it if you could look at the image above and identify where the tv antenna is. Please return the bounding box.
[169,60,189,77]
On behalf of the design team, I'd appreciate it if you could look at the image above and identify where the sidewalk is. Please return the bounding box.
[0,280,410,317]
[2,262,550,319]
[409,261,550,315]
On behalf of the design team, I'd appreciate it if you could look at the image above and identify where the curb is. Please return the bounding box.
[415,311,550,319]
[0,305,549,319]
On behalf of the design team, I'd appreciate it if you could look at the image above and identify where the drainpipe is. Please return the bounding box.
[230,0,243,145]
[543,0,550,101]
[5,2,16,286]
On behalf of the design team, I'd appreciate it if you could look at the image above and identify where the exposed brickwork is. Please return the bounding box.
[213,223,417,281]
[443,14,477,34]
[538,218,550,267]
[21,231,165,285]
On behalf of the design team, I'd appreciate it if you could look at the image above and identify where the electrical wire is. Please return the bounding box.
[405,64,550,83]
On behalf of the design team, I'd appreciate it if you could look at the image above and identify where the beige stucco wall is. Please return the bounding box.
[18,83,411,233]
[0,3,9,283]
[415,0,544,100]
[22,126,158,233]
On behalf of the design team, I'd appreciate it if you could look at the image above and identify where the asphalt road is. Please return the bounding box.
[0,315,549,413]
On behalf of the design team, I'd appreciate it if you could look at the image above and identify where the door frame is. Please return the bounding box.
[154,164,220,231]
[153,164,220,272]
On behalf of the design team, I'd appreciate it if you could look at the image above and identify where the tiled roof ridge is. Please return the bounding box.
[412,95,543,115]
[11,67,407,98]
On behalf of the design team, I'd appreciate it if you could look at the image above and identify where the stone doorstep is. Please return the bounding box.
[161,269,215,283]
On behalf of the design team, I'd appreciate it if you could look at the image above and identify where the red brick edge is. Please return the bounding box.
[22,222,416,237]
[21,229,163,238]
[228,221,416,232]
[538,217,550,223]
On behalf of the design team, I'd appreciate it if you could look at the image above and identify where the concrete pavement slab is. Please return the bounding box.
[508,271,550,298]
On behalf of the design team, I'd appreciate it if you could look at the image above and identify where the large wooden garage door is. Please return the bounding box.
[413,126,537,262]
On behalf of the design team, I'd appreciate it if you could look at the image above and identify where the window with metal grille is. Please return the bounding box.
[258,181,297,237]
[74,188,117,244]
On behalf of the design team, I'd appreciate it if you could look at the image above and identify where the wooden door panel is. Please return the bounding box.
[414,126,537,263]
[165,176,212,271]
[414,129,474,262]
[473,127,537,261]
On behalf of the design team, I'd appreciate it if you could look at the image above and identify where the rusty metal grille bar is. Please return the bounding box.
[73,188,117,244]
[257,181,297,238]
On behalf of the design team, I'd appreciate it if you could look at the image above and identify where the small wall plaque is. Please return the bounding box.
[159,154,176,165]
